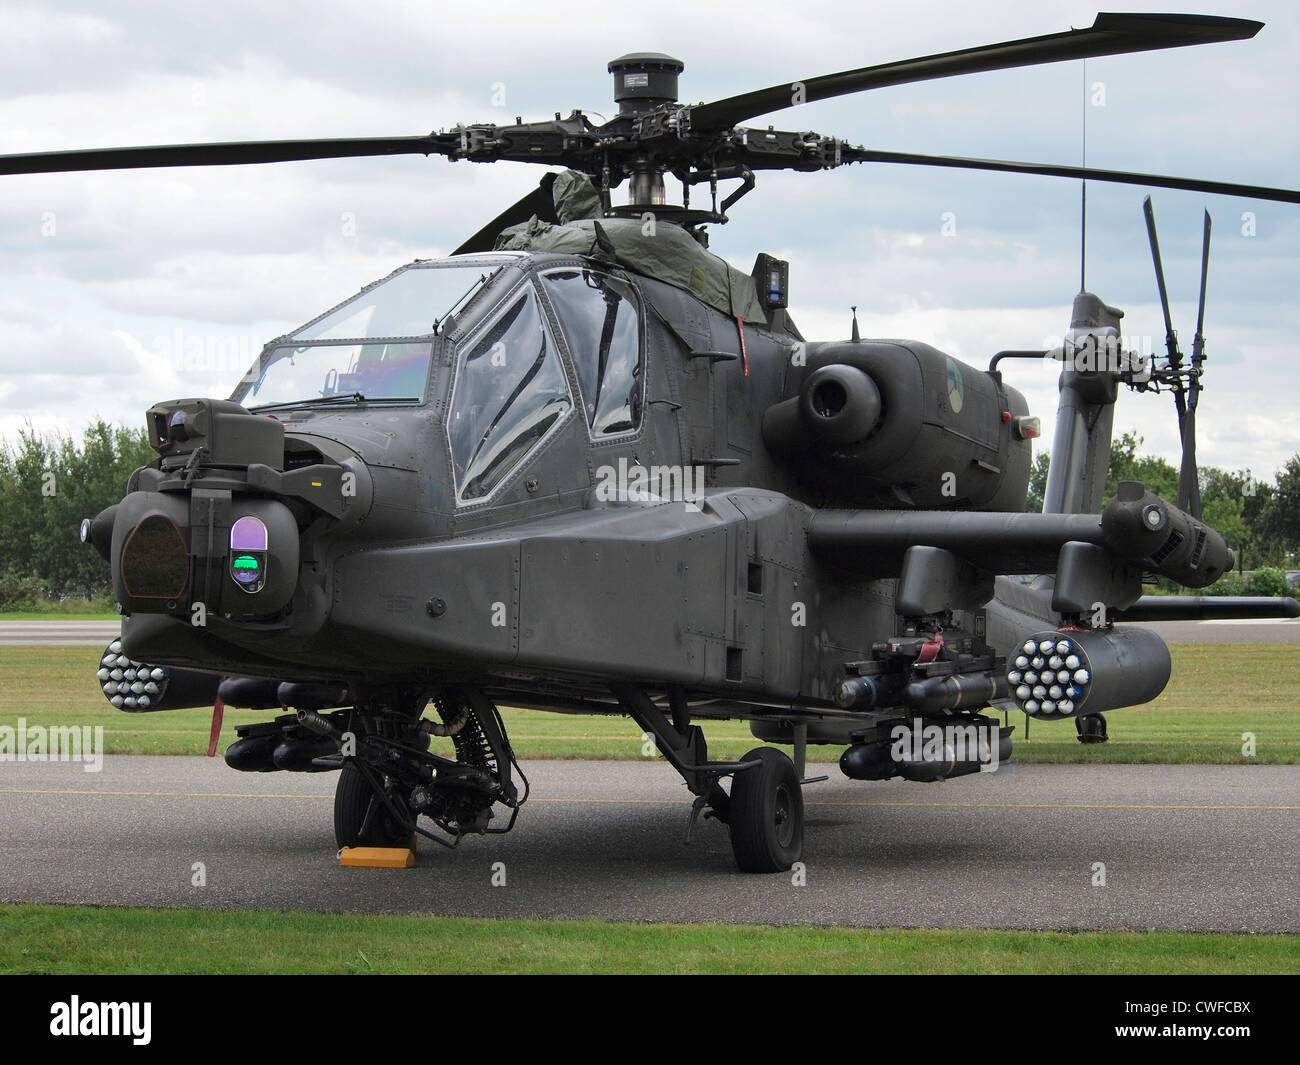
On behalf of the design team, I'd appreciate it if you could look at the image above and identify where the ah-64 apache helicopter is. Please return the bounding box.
[7,12,1298,872]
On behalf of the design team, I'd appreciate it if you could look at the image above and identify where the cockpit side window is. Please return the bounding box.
[447,285,572,503]
[540,268,643,437]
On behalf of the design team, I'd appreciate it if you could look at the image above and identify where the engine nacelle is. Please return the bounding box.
[762,340,1032,510]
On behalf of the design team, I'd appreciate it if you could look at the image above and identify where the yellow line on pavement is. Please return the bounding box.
[0,788,330,800]
[1,788,1295,811]
[805,801,1300,810]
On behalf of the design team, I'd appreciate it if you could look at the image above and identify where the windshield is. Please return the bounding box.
[296,262,502,341]
[236,340,433,408]
[232,261,504,409]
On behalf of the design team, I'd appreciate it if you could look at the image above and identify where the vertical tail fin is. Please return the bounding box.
[1041,292,1124,514]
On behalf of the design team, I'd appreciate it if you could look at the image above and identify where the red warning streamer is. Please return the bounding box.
[916,633,945,664]
[736,316,749,377]
[207,678,225,758]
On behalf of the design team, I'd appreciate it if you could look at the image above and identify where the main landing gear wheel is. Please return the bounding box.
[728,747,804,873]
[334,764,413,849]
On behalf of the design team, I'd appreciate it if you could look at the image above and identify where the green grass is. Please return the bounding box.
[1,643,1295,762]
[0,597,117,619]
[1,903,1294,974]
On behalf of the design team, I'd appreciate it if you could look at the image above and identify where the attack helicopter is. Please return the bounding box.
[6,12,1299,873]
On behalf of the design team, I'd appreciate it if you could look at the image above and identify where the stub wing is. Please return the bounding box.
[807,482,1233,618]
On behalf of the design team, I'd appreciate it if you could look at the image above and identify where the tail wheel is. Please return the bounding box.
[728,747,803,873]
[1075,712,1109,744]
[334,764,412,849]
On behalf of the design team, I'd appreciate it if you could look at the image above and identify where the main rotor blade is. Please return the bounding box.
[453,172,559,255]
[0,135,448,176]
[1143,195,1178,358]
[844,147,1300,206]
[689,13,1262,132]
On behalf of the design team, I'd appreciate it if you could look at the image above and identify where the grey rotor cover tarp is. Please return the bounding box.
[495,170,767,324]
[552,169,602,224]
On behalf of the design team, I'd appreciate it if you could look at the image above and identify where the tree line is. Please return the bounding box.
[0,421,155,608]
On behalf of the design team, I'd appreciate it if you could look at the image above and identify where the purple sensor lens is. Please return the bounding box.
[230,516,268,552]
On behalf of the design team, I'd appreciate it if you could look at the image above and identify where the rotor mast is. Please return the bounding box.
[608,52,684,209]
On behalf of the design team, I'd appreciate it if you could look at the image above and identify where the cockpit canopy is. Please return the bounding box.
[230,253,645,505]
[231,257,519,410]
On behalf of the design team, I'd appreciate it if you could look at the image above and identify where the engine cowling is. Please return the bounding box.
[762,340,1032,510]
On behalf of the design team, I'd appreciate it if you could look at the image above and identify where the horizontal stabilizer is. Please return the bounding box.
[1114,595,1300,622]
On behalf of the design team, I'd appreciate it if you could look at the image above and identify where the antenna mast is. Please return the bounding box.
[1080,59,1088,292]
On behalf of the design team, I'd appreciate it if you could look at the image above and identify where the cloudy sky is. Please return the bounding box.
[2,0,1297,483]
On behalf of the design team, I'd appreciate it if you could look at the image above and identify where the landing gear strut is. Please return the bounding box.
[315,685,527,851]
[615,685,805,873]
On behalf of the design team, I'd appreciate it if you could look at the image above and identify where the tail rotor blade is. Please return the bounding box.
[1142,195,1179,366]
[1144,196,1199,516]
[1143,195,1190,471]
[1192,210,1212,363]
[1179,210,1211,521]
[1178,404,1202,519]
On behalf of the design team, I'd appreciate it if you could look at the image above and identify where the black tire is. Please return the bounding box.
[1075,712,1109,744]
[728,747,803,873]
[334,764,412,849]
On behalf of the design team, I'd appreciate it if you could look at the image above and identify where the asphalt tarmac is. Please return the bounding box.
[1,757,1295,932]
[4,617,1297,646]
[0,621,123,646]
